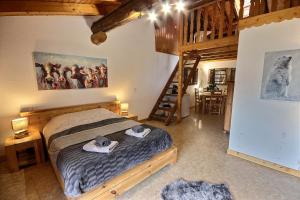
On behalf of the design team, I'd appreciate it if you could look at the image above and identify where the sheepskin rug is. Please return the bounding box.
[161,179,233,200]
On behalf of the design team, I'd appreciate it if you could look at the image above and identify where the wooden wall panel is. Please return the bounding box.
[154,16,179,55]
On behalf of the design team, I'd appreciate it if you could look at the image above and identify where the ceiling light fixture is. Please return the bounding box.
[162,2,171,15]
[175,0,185,12]
[148,11,157,22]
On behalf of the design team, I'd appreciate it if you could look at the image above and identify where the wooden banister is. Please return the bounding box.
[196,8,202,42]
[203,9,208,41]
[218,0,225,39]
[239,0,244,19]
[189,10,194,43]
[228,0,234,36]
[183,14,188,45]
[178,0,239,52]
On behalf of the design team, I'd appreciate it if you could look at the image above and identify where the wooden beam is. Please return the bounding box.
[239,0,244,19]
[0,1,115,16]
[177,53,183,122]
[91,0,156,33]
[239,6,300,30]
[196,8,202,42]
[228,0,234,36]
[203,8,209,41]
[178,13,184,52]
[200,50,237,57]
[181,36,238,52]
[218,0,225,39]
[189,10,195,44]
[210,4,216,40]
[189,45,238,55]
[184,13,189,45]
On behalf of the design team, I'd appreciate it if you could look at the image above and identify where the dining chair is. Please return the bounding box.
[195,88,202,112]
[208,95,223,115]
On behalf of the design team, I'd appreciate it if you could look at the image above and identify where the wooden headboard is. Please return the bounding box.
[20,101,120,132]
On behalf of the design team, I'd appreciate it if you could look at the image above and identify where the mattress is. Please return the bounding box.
[43,109,173,197]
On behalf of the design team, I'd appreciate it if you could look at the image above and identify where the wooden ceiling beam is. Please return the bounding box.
[200,54,237,61]
[0,1,119,16]
[186,45,238,55]
[91,0,157,33]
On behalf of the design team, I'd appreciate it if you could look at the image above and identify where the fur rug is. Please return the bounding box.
[161,179,232,200]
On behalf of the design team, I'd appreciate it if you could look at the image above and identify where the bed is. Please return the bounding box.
[20,101,177,200]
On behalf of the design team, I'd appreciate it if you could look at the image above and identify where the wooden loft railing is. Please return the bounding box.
[239,0,300,29]
[240,0,300,19]
[178,0,239,57]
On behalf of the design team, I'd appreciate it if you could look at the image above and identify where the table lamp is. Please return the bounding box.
[120,103,129,116]
[11,117,29,139]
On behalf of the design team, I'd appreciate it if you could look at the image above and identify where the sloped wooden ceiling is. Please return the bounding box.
[0,0,127,16]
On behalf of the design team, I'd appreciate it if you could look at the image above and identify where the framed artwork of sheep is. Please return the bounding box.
[33,52,108,90]
[261,49,300,101]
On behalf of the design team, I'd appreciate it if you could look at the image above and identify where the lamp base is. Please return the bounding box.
[14,130,29,139]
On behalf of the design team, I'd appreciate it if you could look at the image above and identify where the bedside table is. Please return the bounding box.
[5,130,45,172]
[125,114,138,121]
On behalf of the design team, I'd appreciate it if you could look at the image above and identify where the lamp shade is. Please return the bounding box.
[11,117,28,132]
[120,103,129,113]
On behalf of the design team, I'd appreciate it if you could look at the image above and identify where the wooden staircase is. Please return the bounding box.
[149,55,201,125]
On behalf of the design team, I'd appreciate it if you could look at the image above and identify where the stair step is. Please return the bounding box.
[150,114,167,122]
[165,94,177,97]
[184,63,195,66]
[158,107,173,112]
[160,100,177,104]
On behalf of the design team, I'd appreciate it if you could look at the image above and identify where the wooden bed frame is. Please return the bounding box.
[20,101,178,200]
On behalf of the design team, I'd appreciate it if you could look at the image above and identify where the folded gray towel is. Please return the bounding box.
[132,125,144,133]
[95,136,111,147]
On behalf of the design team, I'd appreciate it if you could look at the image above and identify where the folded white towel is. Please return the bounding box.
[125,128,151,138]
[83,140,118,153]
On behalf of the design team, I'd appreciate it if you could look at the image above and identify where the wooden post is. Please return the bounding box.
[228,0,234,36]
[218,0,225,39]
[183,13,188,45]
[177,12,184,122]
[203,8,208,41]
[177,53,183,122]
[189,10,195,44]
[210,3,216,40]
[271,0,278,12]
[284,0,291,8]
[196,8,202,42]
[260,0,266,14]
[250,0,255,16]
[239,0,244,19]
[178,12,183,54]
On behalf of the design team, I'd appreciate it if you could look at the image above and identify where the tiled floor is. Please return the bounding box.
[1,111,300,200]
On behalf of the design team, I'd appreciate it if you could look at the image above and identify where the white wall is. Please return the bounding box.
[187,60,236,107]
[229,19,300,170]
[0,16,178,156]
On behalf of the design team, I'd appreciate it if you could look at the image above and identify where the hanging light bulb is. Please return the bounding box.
[162,2,171,15]
[175,0,185,12]
[148,10,157,22]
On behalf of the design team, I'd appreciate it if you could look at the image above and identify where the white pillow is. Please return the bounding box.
[43,108,121,145]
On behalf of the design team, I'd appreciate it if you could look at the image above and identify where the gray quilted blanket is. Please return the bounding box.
[55,121,172,197]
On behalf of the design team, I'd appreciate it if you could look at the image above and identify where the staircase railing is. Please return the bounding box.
[179,0,238,50]
[239,0,300,19]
